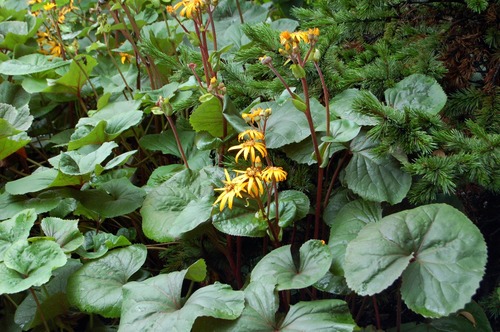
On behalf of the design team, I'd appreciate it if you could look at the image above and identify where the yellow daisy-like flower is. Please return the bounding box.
[213,169,246,211]
[228,139,267,163]
[173,0,204,19]
[43,3,56,11]
[262,166,287,182]
[234,167,265,198]
[238,129,264,141]
[120,52,133,64]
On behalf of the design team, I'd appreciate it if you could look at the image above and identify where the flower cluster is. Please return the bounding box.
[168,0,217,20]
[278,28,320,60]
[213,108,287,211]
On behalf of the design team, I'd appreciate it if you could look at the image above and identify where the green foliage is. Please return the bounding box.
[0,0,496,330]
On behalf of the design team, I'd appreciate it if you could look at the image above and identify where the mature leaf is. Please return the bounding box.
[190,96,224,137]
[384,74,447,114]
[14,259,82,331]
[0,209,36,261]
[344,132,411,204]
[121,279,244,331]
[208,281,279,331]
[5,168,81,195]
[0,81,30,109]
[120,260,241,331]
[68,100,142,150]
[212,207,268,237]
[327,199,381,275]
[0,103,32,131]
[262,100,312,149]
[43,55,97,95]
[330,89,378,126]
[41,217,84,253]
[213,282,355,332]
[251,240,332,290]
[0,132,30,160]
[268,190,310,228]
[345,204,487,318]
[67,244,147,318]
[0,54,69,76]
[77,178,146,219]
[280,300,356,331]
[314,270,350,295]
[0,191,60,220]
[141,168,214,242]
[0,240,67,294]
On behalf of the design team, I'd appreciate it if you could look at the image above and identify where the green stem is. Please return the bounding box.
[29,287,50,332]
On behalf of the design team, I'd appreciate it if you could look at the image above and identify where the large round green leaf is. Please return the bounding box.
[384,74,447,114]
[344,132,411,204]
[280,300,356,331]
[327,199,381,276]
[0,209,36,261]
[76,178,146,219]
[251,240,332,290]
[344,204,487,318]
[66,244,147,318]
[120,269,244,331]
[141,168,214,242]
[329,89,378,126]
[14,259,82,331]
[0,240,67,294]
[207,281,355,332]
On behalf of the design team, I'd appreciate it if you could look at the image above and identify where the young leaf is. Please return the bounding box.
[0,209,36,261]
[344,204,487,318]
[41,217,84,253]
[66,244,147,318]
[251,240,332,290]
[0,240,67,294]
[344,131,411,204]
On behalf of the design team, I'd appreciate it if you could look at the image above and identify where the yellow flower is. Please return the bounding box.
[43,3,56,11]
[234,167,265,198]
[262,166,287,182]
[238,129,264,141]
[228,139,267,163]
[120,52,133,64]
[213,169,246,211]
[173,0,204,19]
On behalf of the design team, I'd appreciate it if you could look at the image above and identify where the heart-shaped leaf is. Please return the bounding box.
[206,281,355,332]
[344,204,487,318]
[76,230,132,259]
[67,244,147,318]
[41,217,84,253]
[141,168,214,242]
[384,74,447,114]
[120,261,244,331]
[76,178,146,219]
[0,240,67,294]
[344,132,411,204]
[14,259,82,331]
[327,199,381,275]
[0,209,36,261]
[251,240,332,290]
[212,207,268,237]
